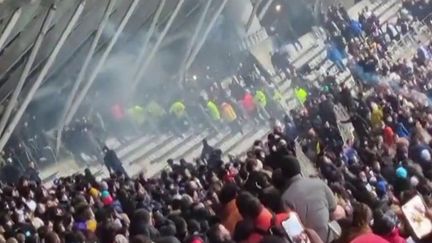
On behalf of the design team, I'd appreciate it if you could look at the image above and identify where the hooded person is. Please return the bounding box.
[200,139,214,162]
[370,102,383,128]
[102,146,128,177]
[280,156,339,242]
[383,125,395,147]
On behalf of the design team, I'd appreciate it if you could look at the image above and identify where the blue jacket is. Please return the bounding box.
[396,122,410,138]
[327,45,343,63]
[350,20,362,36]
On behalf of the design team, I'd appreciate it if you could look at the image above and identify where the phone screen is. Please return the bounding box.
[281,214,310,243]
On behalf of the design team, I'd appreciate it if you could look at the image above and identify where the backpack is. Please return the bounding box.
[253,213,287,238]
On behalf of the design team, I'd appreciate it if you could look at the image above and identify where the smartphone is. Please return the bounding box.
[281,213,310,243]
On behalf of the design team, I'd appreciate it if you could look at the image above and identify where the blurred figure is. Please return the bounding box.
[327,43,346,72]
[200,139,214,162]
[145,100,167,135]
[205,99,223,132]
[103,146,128,177]
[1,157,22,184]
[255,89,271,122]
[221,102,243,134]
[24,161,41,184]
[169,100,190,137]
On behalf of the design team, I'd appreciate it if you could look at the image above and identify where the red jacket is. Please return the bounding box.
[381,228,406,243]
[383,126,395,146]
[111,104,125,120]
[242,92,256,113]
[351,233,390,243]
[247,208,289,243]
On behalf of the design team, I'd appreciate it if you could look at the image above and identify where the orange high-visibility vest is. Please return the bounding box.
[221,102,237,122]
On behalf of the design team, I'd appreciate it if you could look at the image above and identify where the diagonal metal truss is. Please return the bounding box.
[184,0,229,71]
[55,0,117,154]
[177,0,213,84]
[0,1,86,152]
[130,0,166,89]
[0,7,22,52]
[129,0,185,96]
[258,0,274,20]
[245,0,262,32]
[0,6,56,137]
[64,0,141,126]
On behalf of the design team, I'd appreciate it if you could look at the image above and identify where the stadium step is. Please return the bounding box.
[293,0,401,71]
[125,134,174,165]
[288,0,385,64]
[147,0,397,177]
[148,130,214,165]
[181,131,231,162]
[116,135,155,158]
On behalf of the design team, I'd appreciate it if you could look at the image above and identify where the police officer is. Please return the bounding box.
[254,89,270,122]
[145,100,167,134]
[206,99,223,132]
[127,105,146,133]
[221,102,243,134]
[169,100,189,136]
[269,87,288,118]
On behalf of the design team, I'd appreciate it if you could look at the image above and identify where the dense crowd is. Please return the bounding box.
[3,0,432,243]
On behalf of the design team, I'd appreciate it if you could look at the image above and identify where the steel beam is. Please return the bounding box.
[0,6,56,137]
[245,0,262,32]
[0,1,86,152]
[55,0,116,154]
[258,0,274,20]
[185,0,229,71]
[130,0,166,87]
[65,0,141,125]
[129,0,185,95]
[177,0,212,84]
[0,7,22,51]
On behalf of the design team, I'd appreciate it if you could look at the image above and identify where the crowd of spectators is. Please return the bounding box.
[3,1,432,243]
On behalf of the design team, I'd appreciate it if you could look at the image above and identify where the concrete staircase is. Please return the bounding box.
[40,0,404,182]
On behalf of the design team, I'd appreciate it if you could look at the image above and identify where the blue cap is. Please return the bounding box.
[396,167,408,179]
[376,180,387,193]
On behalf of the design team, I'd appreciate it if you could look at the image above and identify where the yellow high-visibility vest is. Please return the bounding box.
[255,90,267,107]
[207,101,221,120]
[169,101,186,118]
[273,90,284,103]
[128,105,146,125]
[295,87,308,104]
[145,101,166,119]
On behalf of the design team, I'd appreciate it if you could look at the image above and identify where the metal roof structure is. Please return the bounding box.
[0,0,237,150]
[0,0,202,100]
[0,0,337,152]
